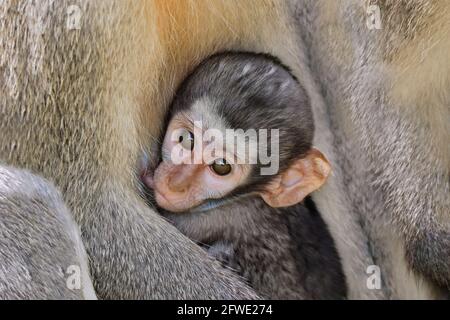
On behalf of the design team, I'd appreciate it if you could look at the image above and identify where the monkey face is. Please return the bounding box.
[141,52,332,213]
[141,111,251,213]
[141,107,331,213]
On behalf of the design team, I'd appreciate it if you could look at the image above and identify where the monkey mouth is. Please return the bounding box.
[141,173,155,189]
[154,193,192,213]
[140,174,167,204]
[139,159,226,213]
[139,162,166,209]
[141,174,187,212]
[139,154,159,195]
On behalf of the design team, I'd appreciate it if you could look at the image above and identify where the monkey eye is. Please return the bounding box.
[211,159,232,176]
[178,129,194,151]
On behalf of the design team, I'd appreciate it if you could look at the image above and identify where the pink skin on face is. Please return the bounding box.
[141,115,250,212]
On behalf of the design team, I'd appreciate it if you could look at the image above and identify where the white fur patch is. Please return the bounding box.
[241,63,252,75]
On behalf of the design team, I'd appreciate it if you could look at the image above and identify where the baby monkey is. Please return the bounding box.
[142,52,346,299]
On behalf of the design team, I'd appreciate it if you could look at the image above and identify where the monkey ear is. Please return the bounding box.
[259,148,331,208]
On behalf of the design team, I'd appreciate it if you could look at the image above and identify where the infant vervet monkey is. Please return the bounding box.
[142,52,347,299]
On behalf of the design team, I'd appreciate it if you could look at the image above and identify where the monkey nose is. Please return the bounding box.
[168,176,190,193]
[168,165,197,193]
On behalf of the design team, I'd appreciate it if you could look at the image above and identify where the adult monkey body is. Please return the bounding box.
[0,0,448,299]
[293,0,450,298]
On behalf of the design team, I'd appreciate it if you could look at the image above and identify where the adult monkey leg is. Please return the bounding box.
[0,166,96,300]
[0,0,302,299]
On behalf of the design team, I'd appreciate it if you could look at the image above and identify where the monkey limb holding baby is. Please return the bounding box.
[1,0,260,299]
[143,53,347,299]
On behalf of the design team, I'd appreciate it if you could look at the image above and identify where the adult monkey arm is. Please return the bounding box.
[0,0,297,299]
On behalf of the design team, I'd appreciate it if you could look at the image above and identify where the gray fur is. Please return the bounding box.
[290,0,449,297]
[0,0,448,300]
[0,165,96,300]
[164,198,347,300]
[0,0,257,299]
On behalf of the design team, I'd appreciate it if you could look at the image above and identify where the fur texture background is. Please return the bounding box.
[0,0,448,299]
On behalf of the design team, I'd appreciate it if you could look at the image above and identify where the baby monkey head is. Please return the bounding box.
[143,52,330,212]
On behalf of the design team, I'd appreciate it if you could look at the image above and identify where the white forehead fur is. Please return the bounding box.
[189,97,258,164]
[241,63,252,76]
[189,97,228,133]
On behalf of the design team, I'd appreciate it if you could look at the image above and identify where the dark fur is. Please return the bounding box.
[158,52,346,299]
[163,197,347,299]
[170,52,314,194]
